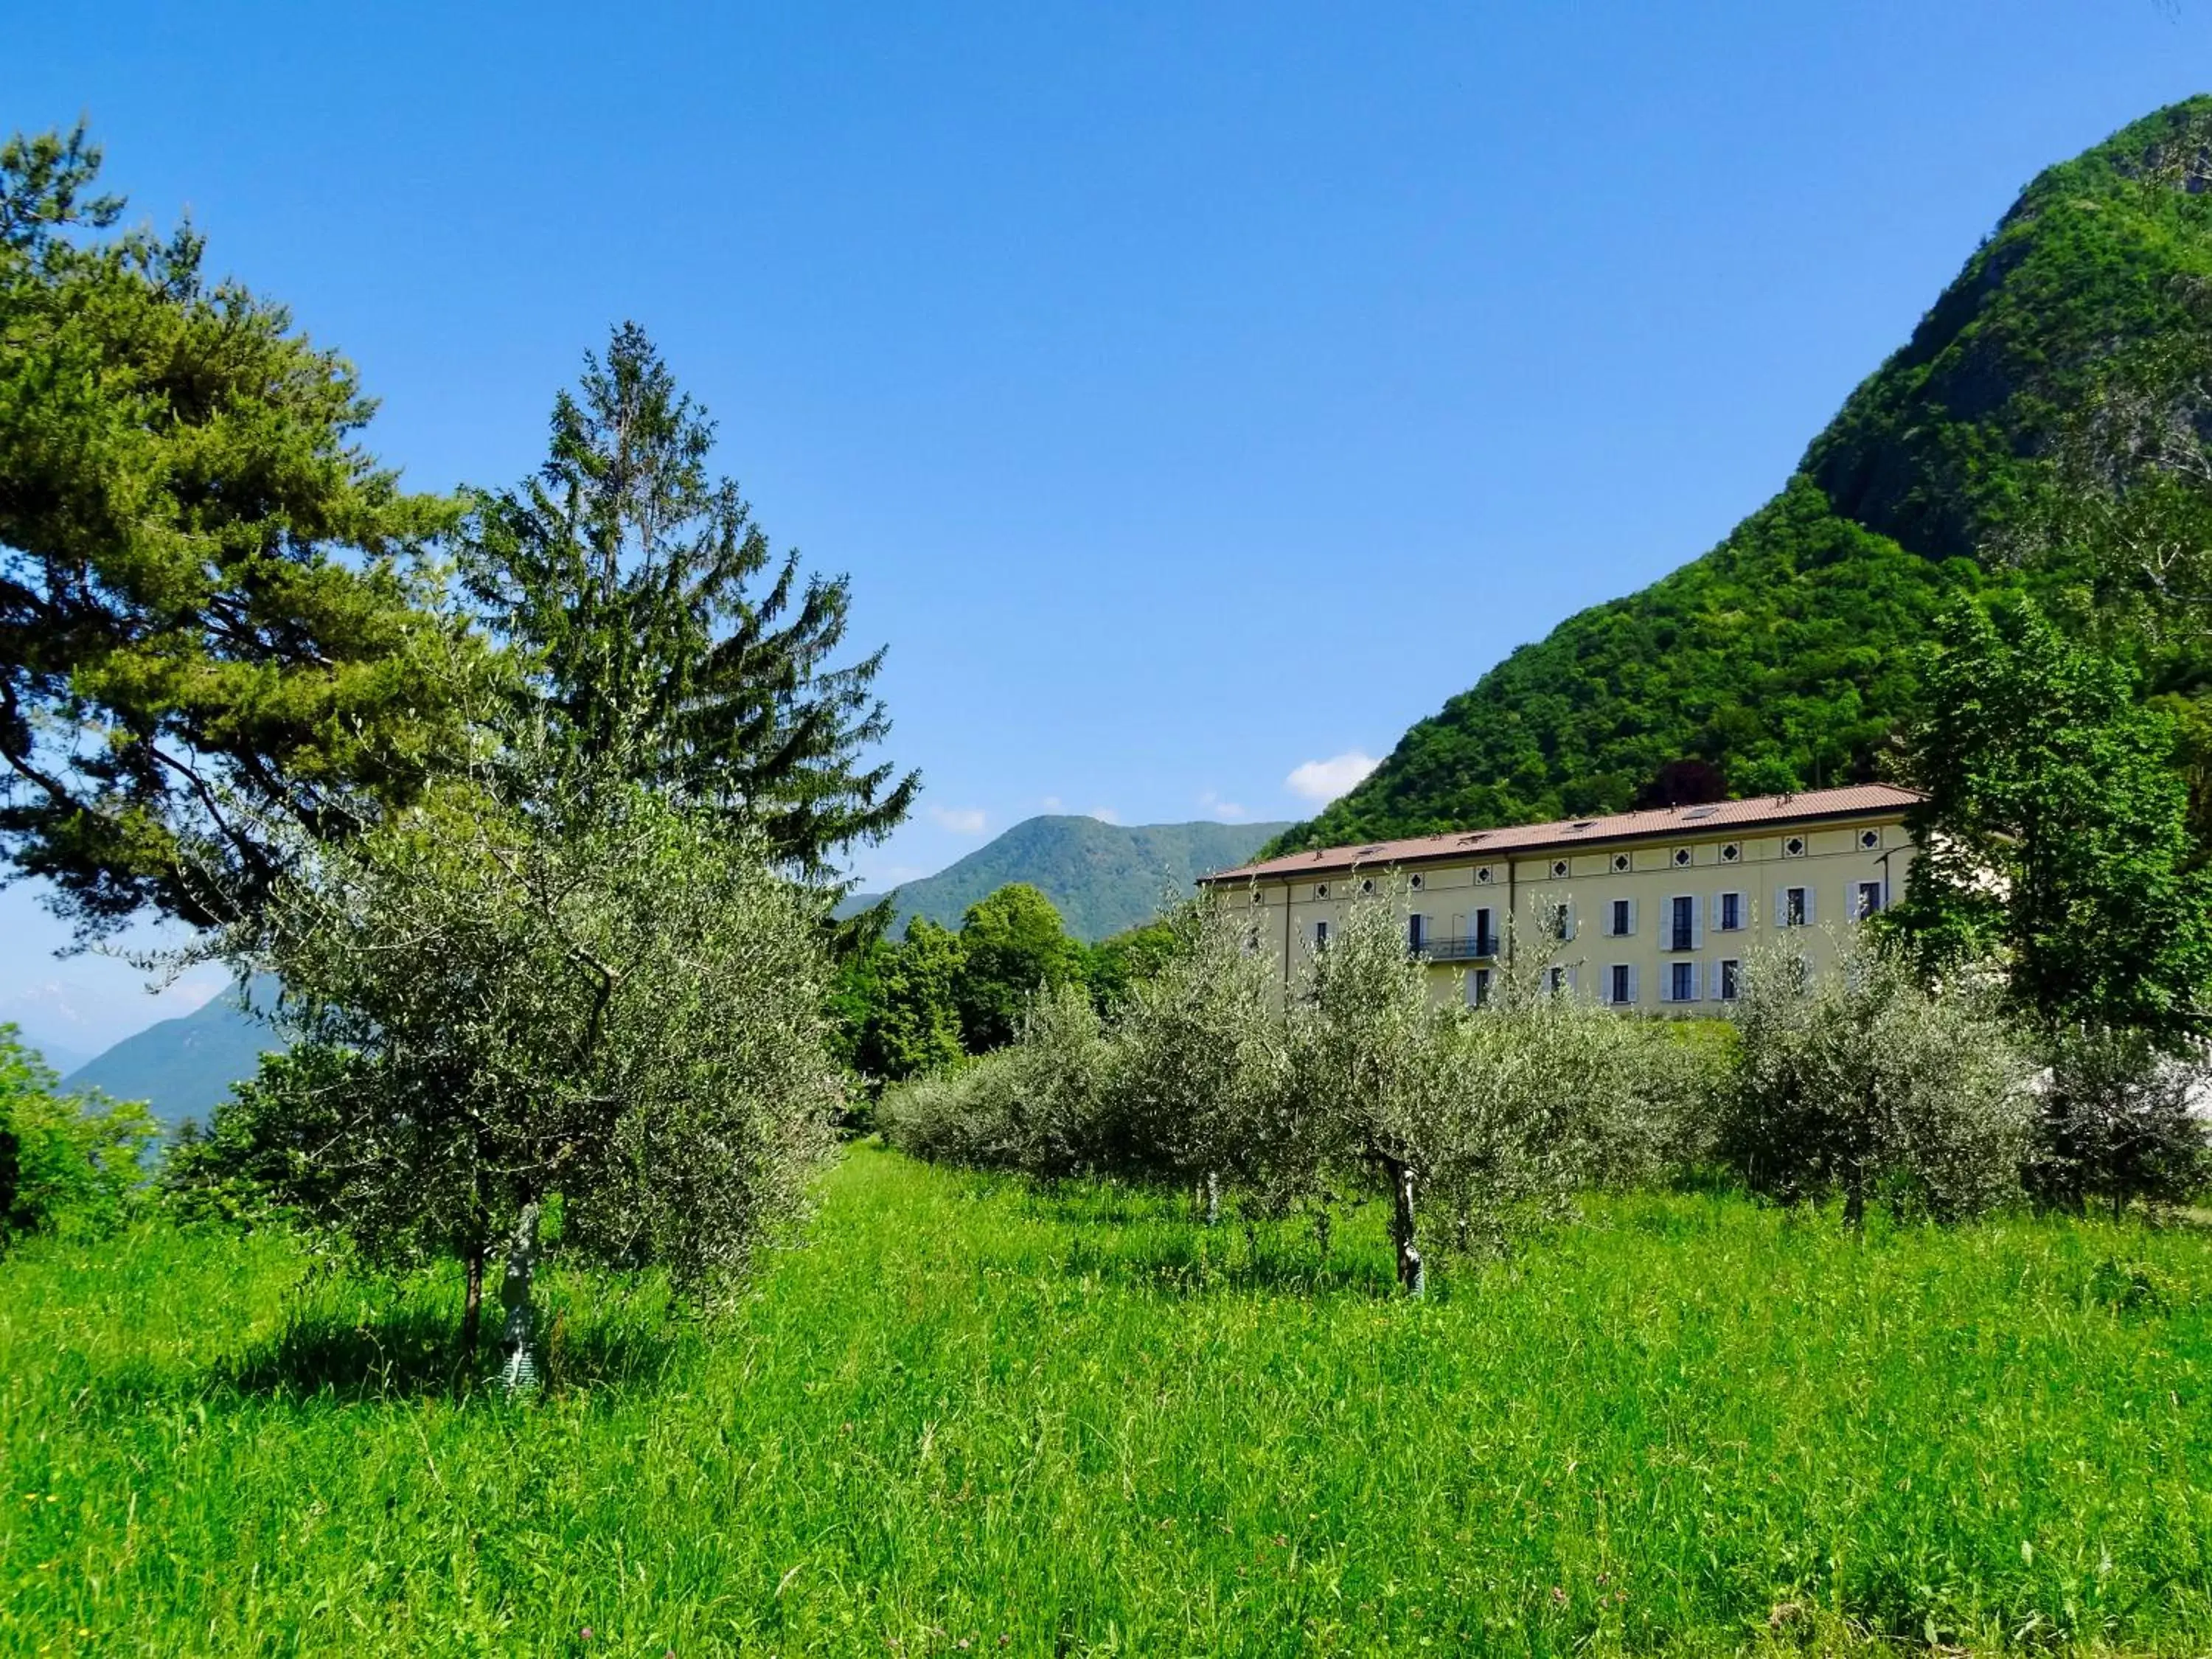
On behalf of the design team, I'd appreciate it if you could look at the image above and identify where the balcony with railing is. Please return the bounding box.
[1422,932,1500,962]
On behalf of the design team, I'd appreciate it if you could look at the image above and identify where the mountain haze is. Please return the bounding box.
[858,816,1288,941]
[1274,97,2212,854]
[63,982,279,1131]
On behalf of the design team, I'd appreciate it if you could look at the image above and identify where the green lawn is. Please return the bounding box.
[3,1146,2209,1656]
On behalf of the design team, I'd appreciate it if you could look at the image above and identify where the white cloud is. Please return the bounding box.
[928,804,988,835]
[1088,807,1122,825]
[1285,751,1380,804]
[1199,790,1249,822]
[1040,795,1065,812]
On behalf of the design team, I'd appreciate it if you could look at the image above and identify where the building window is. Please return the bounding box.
[1783,886,1808,927]
[1545,965,1568,995]
[1473,906,1495,954]
[1476,866,1492,884]
[1784,835,1806,858]
[1408,913,1427,952]
[1468,967,1493,1007]
[1672,846,1692,867]
[1668,894,1696,951]
[1314,883,1329,900]
[1409,872,1425,891]
[1313,919,1329,949]
[1553,903,1573,942]
[1854,880,1882,920]
[1360,877,1375,896]
[1251,888,1265,905]
[1612,853,1630,873]
[1669,961,1697,1003]
[1719,891,1744,931]
[1860,829,1881,850]
[1609,897,1631,936]
[1721,841,1741,863]
[1609,963,1632,1006]
[1719,959,1741,1001]
[1551,859,1570,879]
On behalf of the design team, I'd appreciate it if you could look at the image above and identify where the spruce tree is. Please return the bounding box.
[462,324,917,878]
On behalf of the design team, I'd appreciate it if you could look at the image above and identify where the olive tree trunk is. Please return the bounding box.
[496,1199,545,1397]
[1385,1158,1424,1297]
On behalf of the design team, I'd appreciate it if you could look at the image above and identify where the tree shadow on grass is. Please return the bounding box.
[213,1286,691,1405]
[1056,1222,1402,1300]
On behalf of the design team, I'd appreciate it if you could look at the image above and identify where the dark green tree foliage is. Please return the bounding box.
[462,324,917,878]
[951,883,1086,1051]
[1274,97,2212,856]
[0,125,482,932]
[1888,599,2212,1041]
[828,917,968,1085]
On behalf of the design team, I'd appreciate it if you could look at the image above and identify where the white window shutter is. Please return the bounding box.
[1774,886,1789,928]
[1689,962,1702,1002]
[1803,887,1816,925]
[1451,912,1465,943]
[1563,902,1577,942]
[1691,898,1705,950]
[1709,891,1724,931]
[1625,897,1638,935]
[1658,967,1672,1004]
[1627,963,1640,1004]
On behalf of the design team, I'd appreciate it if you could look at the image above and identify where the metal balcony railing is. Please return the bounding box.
[1422,933,1500,962]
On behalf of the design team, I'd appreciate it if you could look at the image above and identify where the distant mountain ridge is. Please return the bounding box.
[63,978,279,1132]
[852,815,1289,941]
[1271,96,2212,855]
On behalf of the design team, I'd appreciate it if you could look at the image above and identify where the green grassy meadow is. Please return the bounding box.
[4,1145,2210,1656]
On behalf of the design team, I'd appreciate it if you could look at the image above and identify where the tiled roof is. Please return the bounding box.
[1200,783,1922,884]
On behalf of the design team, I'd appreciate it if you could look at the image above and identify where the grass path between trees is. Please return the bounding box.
[3,1144,2210,1655]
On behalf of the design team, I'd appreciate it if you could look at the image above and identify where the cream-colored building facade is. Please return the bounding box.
[1200,784,1921,1012]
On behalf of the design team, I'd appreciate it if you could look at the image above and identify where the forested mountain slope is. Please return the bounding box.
[851,816,1287,942]
[1275,97,2212,853]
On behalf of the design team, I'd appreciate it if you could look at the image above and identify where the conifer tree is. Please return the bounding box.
[0,125,483,934]
[462,324,918,878]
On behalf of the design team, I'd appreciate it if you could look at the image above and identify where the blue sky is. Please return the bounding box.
[6,1,2212,1062]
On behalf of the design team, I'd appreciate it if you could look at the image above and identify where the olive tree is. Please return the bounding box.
[175,773,840,1391]
[2028,1026,2211,1216]
[1719,936,2033,1224]
[1105,895,1294,1220]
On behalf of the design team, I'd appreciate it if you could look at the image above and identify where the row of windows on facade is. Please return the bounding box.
[1303,880,1886,954]
[1461,958,1761,1008]
[1287,827,1885,903]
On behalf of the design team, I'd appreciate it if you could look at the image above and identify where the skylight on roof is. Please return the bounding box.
[1570,821,1596,831]
[1682,807,1719,820]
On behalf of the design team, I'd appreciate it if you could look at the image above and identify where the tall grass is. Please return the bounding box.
[3,1146,2209,1655]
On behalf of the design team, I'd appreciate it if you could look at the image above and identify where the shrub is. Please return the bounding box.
[1102,897,1291,1205]
[0,1026,157,1244]
[2027,1026,2212,1216]
[1719,937,2034,1222]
